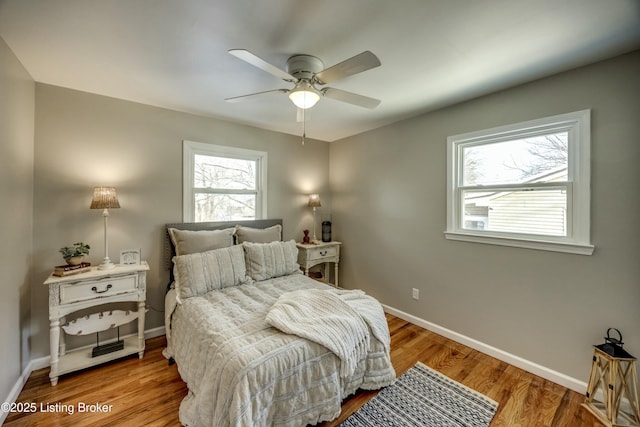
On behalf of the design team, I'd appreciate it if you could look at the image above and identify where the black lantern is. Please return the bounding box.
[596,328,634,359]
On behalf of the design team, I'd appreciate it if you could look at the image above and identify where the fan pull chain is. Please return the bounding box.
[301,107,306,145]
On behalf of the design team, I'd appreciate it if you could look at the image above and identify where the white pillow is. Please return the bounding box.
[173,245,251,300]
[235,224,282,244]
[168,227,235,256]
[243,240,299,281]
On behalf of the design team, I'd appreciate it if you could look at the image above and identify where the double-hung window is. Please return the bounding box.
[183,140,267,222]
[445,110,593,255]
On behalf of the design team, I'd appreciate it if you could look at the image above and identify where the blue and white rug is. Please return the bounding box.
[340,362,498,427]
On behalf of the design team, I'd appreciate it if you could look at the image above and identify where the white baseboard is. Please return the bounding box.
[0,361,34,424]
[145,325,167,340]
[383,304,587,393]
[1,326,167,424]
[30,354,50,372]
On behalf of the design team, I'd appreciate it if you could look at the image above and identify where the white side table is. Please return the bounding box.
[296,241,341,287]
[44,262,149,386]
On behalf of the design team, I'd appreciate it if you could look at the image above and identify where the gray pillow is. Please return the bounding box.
[173,245,251,300]
[243,240,299,281]
[168,227,235,256]
[235,224,282,244]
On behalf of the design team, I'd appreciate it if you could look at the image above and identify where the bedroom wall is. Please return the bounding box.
[31,85,330,358]
[0,38,35,404]
[330,50,640,386]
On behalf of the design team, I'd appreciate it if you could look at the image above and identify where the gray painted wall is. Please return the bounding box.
[329,50,640,384]
[31,84,330,358]
[0,38,35,403]
[2,34,637,404]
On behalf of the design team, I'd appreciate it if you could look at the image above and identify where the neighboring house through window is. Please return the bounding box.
[183,140,267,222]
[445,110,593,255]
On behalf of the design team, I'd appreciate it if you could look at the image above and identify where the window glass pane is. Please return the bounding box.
[462,188,567,236]
[195,193,256,222]
[462,132,568,186]
[194,155,256,190]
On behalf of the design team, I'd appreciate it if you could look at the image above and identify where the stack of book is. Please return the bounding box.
[53,262,91,277]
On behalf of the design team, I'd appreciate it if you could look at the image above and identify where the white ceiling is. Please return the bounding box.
[1,0,639,141]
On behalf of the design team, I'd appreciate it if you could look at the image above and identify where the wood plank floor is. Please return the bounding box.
[5,314,602,426]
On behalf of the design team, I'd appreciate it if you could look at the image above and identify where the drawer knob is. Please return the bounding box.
[91,284,113,294]
[320,250,328,256]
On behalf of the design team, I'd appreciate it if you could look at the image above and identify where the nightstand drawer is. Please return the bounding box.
[305,246,338,262]
[59,275,137,304]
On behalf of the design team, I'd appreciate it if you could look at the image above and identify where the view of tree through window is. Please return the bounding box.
[463,133,568,185]
[193,154,257,221]
[447,110,591,254]
[461,132,569,236]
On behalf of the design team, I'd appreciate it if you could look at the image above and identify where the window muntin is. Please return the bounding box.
[446,110,592,255]
[184,141,267,222]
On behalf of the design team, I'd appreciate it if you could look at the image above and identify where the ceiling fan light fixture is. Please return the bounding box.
[288,81,320,109]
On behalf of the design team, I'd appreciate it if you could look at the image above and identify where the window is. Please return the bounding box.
[445,110,593,255]
[183,141,267,222]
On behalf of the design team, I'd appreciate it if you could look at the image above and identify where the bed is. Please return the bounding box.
[163,220,395,427]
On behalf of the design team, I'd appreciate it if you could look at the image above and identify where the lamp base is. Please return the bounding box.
[98,257,116,270]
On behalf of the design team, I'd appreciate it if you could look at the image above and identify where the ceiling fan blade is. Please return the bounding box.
[228,49,296,82]
[321,87,381,109]
[225,89,288,103]
[315,51,381,85]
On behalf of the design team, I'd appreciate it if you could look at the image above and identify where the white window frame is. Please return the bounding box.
[445,110,593,255]
[183,140,267,222]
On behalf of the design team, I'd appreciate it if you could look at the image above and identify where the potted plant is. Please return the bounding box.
[59,242,90,265]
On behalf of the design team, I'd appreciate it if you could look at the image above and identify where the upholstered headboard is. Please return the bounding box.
[164,219,283,288]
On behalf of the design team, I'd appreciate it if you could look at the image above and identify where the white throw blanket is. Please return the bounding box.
[266,288,389,378]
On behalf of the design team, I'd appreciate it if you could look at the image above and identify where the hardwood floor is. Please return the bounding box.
[4,314,602,426]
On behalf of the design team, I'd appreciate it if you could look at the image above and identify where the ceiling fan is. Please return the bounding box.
[225,49,382,110]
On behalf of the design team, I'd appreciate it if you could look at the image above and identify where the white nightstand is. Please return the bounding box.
[44,262,149,386]
[296,241,341,287]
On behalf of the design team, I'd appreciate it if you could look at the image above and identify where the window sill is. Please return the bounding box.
[444,231,594,255]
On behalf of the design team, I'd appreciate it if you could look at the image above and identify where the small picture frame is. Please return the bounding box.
[119,248,141,265]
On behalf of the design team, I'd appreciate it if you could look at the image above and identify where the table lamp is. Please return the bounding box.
[90,186,120,270]
[308,194,321,242]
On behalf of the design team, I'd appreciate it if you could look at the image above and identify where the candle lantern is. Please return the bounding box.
[583,328,640,427]
[322,221,332,242]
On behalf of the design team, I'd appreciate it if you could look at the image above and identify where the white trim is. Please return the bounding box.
[444,231,595,255]
[0,362,33,424]
[382,304,587,393]
[182,140,268,222]
[30,355,50,372]
[1,326,166,423]
[446,110,592,254]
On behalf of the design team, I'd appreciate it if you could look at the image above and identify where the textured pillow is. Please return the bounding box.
[243,240,299,281]
[235,224,282,244]
[173,245,251,300]
[168,227,235,256]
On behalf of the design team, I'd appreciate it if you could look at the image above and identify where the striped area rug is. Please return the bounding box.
[340,362,498,427]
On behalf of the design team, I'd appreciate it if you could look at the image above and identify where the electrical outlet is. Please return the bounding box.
[412,288,419,300]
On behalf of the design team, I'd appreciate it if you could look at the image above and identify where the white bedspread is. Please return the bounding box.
[169,274,395,427]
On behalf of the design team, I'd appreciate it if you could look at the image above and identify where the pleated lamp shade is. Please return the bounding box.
[90,187,120,210]
[307,194,321,208]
